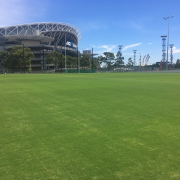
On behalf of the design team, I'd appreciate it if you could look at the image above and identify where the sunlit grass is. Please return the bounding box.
[0,73,180,179]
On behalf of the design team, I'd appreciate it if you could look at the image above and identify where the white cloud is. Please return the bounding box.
[98,45,117,52]
[148,43,152,45]
[90,44,96,48]
[172,47,180,54]
[122,43,141,51]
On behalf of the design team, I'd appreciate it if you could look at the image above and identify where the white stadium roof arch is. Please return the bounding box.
[0,22,82,46]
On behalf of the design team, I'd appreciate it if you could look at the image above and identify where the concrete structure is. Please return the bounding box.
[0,22,81,69]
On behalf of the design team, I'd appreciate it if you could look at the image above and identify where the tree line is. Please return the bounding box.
[46,51,135,70]
[45,51,127,70]
[1,45,180,70]
[0,45,136,70]
[0,45,34,69]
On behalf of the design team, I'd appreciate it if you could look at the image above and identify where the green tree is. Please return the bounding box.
[0,50,8,67]
[175,59,180,68]
[80,54,104,69]
[115,51,124,68]
[127,58,133,68]
[67,55,77,68]
[94,55,104,69]
[46,51,64,69]
[103,52,115,70]
[2,45,34,69]
[73,57,78,66]
[80,54,91,68]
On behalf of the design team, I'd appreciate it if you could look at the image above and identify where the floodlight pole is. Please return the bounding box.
[167,18,169,70]
[78,47,80,73]
[77,47,78,72]
[61,46,62,71]
[133,50,137,71]
[169,44,174,67]
[118,45,123,69]
[138,53,141,71]
[92,47,93,70]
[43,48,44,71]
[65,33,67,73]
[163,15,174,70]
[23,44,24,62]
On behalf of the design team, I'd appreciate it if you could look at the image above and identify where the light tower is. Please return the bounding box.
[118,45,123,68]
[118,45,123,56]
[138,53,141,67]
[169,44,174,66]
[163,15,174,70]
[133,50,137,66]
[161,36,167,70]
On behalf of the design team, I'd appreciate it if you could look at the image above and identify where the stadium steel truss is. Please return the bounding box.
[0,22,82,70]
[0,22,82,46]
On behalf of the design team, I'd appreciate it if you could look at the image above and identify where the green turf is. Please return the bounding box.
[0,73,180,180]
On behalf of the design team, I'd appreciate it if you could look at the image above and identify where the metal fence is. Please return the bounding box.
[1,67,180,74]
[0,68,96,74]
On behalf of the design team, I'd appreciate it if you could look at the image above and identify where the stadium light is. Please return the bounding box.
[163,15,174,70]
[65,33,67,73]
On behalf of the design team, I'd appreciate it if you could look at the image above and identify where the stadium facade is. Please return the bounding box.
[0,22,81,69]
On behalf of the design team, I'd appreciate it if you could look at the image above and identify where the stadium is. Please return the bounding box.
[0,22,81,69]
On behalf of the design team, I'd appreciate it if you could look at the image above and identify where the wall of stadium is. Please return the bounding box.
[0,22,81,70]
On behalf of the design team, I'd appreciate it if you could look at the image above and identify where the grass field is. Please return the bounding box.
[0,73,180,180]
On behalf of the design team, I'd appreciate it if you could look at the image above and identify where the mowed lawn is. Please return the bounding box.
[0,73,180,180]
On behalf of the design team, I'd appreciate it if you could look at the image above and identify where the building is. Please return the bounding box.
[0,22,81,69]
[83,50,92,55]
[83,50,98,56]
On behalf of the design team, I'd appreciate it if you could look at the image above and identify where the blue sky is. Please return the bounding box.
[1,0,180,65]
